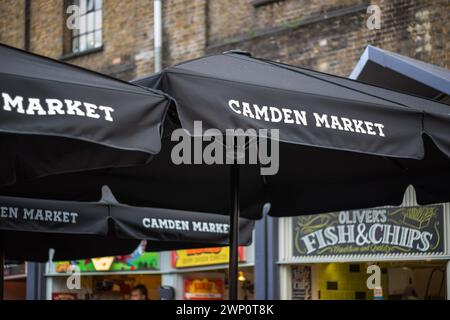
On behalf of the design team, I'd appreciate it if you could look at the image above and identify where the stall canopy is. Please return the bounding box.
[0,45,253,298]
[3,50,450,299]
[0,43,171,187]
[0,186,254,262]
[4,49,450,233]
[132,50,450,217]
[132,50,450,299]
[350,45,450,104]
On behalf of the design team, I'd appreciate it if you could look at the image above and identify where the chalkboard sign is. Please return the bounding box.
[293,205,445,257]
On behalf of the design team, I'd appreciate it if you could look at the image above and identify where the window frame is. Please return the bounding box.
[70,0,103,55]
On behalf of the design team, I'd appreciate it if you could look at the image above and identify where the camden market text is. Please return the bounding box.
[0,205,78,224]
[1,92,115,122]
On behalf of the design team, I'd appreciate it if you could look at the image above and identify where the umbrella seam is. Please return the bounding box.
[164,68,421,113]
[229,53,450,108]
[259,57,432,111]
[161,70,425,159]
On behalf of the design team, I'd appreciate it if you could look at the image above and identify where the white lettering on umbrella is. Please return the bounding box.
[228,99,386,137]
[141,218,230,234]
[1,92,115,122]
[0,206,78,224]
[313,112,385,137]
[142,218,190,231]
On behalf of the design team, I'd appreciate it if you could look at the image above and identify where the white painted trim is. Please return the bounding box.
[153,0,162,72]
[349,45,371,79]
[279,265,291,300]
[278,254,450,265]
[4,274,27,280]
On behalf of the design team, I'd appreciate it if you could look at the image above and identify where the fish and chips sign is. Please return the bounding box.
[293,205,445,258]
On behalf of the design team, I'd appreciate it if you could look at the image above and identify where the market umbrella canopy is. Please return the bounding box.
[1,120,266,219]
[0,186,253,261]
[3,51,450,219]
[133,51,450,217]
[0,43,171,187]
[0,190,137,262]
[4,50,450,300]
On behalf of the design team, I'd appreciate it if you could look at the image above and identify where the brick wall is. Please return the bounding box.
[0,0,448,79]
[66,0,156,79]
[162,0,207,66]
[0,0,156,80]
[0,0,25,49]
[206,0,450,76]
[29,0,63,58]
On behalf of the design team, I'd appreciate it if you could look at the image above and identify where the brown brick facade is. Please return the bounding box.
[0,0,448,79]
[0,0,26,49]
[205,0,449,76]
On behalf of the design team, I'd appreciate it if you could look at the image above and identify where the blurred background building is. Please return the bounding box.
[1,0,448,79]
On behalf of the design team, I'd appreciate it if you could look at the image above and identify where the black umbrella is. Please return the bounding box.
[0,186,253,289]
[0,185,253,260]
[132,51,450,299]
[0,43,171,187]
[0,43,166,299]
[3,51,450,299]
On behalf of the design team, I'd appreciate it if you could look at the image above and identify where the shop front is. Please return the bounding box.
[47,243,162,300]
[45,243,255,300]
[278,192,450,300]
[3,263,27,300]
[170,246,254,300]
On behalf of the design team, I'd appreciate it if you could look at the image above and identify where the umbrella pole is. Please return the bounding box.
[229,162,240,300]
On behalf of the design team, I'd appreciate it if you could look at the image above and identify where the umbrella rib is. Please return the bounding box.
[165,68,416,112]
[241,56,419,111]
[223,53,450,117]
[258,56,450,107]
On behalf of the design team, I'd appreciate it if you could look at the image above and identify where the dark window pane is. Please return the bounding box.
[326,281,338,290]
[87,0,94,12]
[349,264,361,272]
[355,292,366,300]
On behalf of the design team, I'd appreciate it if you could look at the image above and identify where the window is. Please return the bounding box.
[355,292,366,300]
[71,0,102,53]
[326,281,338,290]
[252,0,284,8]
[349,264,361,273]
